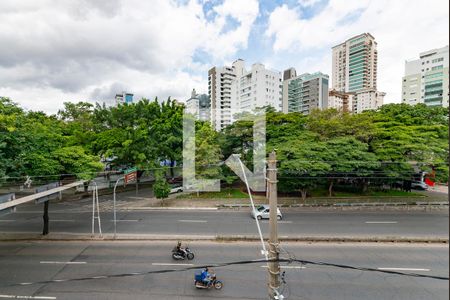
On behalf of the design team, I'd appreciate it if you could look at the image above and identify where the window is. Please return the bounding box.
[432,65,443,70]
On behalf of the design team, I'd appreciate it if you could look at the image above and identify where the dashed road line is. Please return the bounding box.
[152,263,194,266]
[260,265,306,269]
[40,261,86,265]
[0,295,56,299]
[365,221,398,224]
[377,267,430,272]
[178,220,207,223]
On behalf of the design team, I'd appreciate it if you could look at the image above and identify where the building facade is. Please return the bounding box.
[209,59,282,131]
[328,89,354,112]
[352,89,385,113]
[332,33,383,113]
[208,66,236,131]
[185,89,211,122]
[115,91,133,106]
[402,45,449,107]
[231,60,282,113]
[282,69,329,115]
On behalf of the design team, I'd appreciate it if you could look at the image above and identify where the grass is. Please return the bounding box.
[308,189,423,198]
[176,188,249,199]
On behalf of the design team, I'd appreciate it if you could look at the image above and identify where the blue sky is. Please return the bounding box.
[0,0,448,113]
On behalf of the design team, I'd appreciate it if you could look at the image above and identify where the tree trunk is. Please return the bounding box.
[361,179,368,193]
[42,201,49,235]
[300,189,307,203]
[170,160,175,178]
[328,180,334,197]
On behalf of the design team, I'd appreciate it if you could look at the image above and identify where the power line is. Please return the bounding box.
[1,257,447,289]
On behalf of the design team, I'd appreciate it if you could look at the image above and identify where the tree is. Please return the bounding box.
[195,122,223,181]
[324,137,379,195]
[153,171,170,200]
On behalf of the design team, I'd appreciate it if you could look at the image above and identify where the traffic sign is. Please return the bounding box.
[35,182,60,204]
[0,193,16,216]
[124,167,138,185]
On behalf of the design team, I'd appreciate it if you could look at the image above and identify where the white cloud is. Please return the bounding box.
[0,0,259,113]
[266,0,450,103]
[298,0,322,8]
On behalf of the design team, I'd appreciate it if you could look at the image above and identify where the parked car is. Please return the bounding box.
[169,183,183,194]
[411,181,428,190]
[251,205,282,220]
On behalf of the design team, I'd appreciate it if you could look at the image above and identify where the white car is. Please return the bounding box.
[169,184,183,194]
[411,181,429,190]
[251,205,282,220]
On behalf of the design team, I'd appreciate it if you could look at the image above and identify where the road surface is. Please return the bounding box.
[0,202,448,239]
[0,241,447,299]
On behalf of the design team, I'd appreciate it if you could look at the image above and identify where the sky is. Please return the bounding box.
[0,0,448,114]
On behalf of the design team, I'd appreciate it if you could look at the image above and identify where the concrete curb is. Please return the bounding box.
[125,207,218,211]
[0,232,447,244]
[117,202,449,211]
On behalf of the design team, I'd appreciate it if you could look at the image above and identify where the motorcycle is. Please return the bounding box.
[194,273,223,290]
[172,245,195,260]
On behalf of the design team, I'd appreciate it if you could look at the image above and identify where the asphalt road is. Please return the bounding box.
[0,202,448,239]
[0,241,448,299]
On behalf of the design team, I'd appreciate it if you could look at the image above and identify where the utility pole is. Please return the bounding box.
[267,150,282,299]
[42,201,49,235]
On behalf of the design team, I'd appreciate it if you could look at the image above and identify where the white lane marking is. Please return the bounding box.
[260,265,306,269]
[377,267,430,272]
[109,219,139,222]
[152,263,194,266]
[0,295,56,299]
[0,220,14,222]
[365,221,398,224]
[262,220,292,224]
[50,220,75,222]
[40,261,86,265]
[178,220,207,223]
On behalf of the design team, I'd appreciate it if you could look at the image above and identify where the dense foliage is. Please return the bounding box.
[0,97,448,196]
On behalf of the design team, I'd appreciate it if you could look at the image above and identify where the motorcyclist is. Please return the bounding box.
[201,267,212,285]
[174,241,182,255]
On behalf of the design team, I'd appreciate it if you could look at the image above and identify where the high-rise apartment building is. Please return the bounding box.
[332,33,384,113]
[402,45,449,107]
[185,89,211,121]
[115,91,133,106]
[209,59,282,131]
[231,60,282,113]
[208,65,236,131]
[332,33,377,92]
[282,69,329,114]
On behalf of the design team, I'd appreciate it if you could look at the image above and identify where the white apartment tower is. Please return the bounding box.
[231,59,282,113]
[209,59,282,131]
[332,33,384,113]
[402,45,449,107]
[208,66,236,131]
